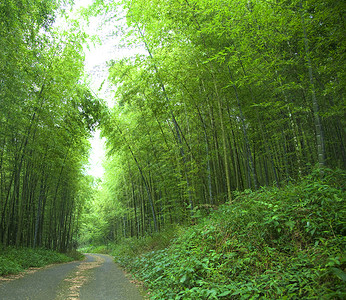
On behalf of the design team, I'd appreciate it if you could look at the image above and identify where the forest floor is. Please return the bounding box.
[0,254,143,300]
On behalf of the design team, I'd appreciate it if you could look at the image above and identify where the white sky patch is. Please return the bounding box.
[56,0,144,179]
[81,4,145,179]
[87,130,106,178]
[82,7,123,179]
[55,0,107,179]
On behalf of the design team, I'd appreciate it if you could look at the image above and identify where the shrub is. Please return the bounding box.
[114,168,346,299]
[0,247,81,276]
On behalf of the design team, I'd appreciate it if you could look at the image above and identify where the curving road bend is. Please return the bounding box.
[0,254,143,300]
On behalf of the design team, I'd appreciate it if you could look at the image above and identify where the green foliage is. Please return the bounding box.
[86,0,346,245]
[79,244,110,254]
[114,169,345,299]
[0,247,81,276]
[0,0,100,251]
[112,227,179,258]
[0,257,23,276]
[80,225,178,256]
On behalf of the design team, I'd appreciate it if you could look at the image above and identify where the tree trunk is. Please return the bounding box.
[300,2,325,172]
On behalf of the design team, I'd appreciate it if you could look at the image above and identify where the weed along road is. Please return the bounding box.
[0,254,143,300]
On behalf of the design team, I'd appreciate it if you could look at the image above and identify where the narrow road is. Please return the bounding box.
[0,254,143,300]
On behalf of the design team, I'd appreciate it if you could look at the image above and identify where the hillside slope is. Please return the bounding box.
[113,169,345,299]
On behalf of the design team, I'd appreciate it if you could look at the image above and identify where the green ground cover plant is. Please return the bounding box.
[113,168,345,299]
[80,227,177,256]
[0,248,83,276]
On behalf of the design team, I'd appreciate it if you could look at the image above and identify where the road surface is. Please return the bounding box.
[0,254,143,300]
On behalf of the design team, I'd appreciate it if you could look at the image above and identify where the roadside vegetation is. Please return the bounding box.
[0,248,83,276]
[1,1,345,298]
[79,0,346,265]
[88,169,345,299]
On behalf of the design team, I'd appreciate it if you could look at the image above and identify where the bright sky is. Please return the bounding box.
[57,0,108,179]
[56,1,142,179]
[80,3,110,179]
[88,130,105,178]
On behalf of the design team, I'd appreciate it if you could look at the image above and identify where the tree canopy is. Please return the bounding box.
[80,0,345,244]
[1,0,344,251]
[0,0,102,251]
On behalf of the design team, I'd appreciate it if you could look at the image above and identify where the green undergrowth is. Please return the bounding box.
[80,227,177,256]
[0,247,83,276]
[79,244,111,254]
[113,168,345,299]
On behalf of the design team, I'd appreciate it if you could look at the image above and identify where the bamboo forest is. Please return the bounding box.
[0,0,345,298]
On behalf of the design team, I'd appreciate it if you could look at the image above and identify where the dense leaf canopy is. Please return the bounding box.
[0,0,102,251]
[1,0,344,255]
[80,0,345,244]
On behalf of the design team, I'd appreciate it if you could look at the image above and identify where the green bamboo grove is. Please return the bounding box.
[1,0,344,250]
[81,0,345,245]
[0,1,102,251]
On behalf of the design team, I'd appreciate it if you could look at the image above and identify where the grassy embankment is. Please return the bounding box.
[0,247,83,276]
[85,168,346,299]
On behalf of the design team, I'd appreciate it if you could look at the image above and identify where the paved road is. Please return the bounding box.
[0,254,143,300]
